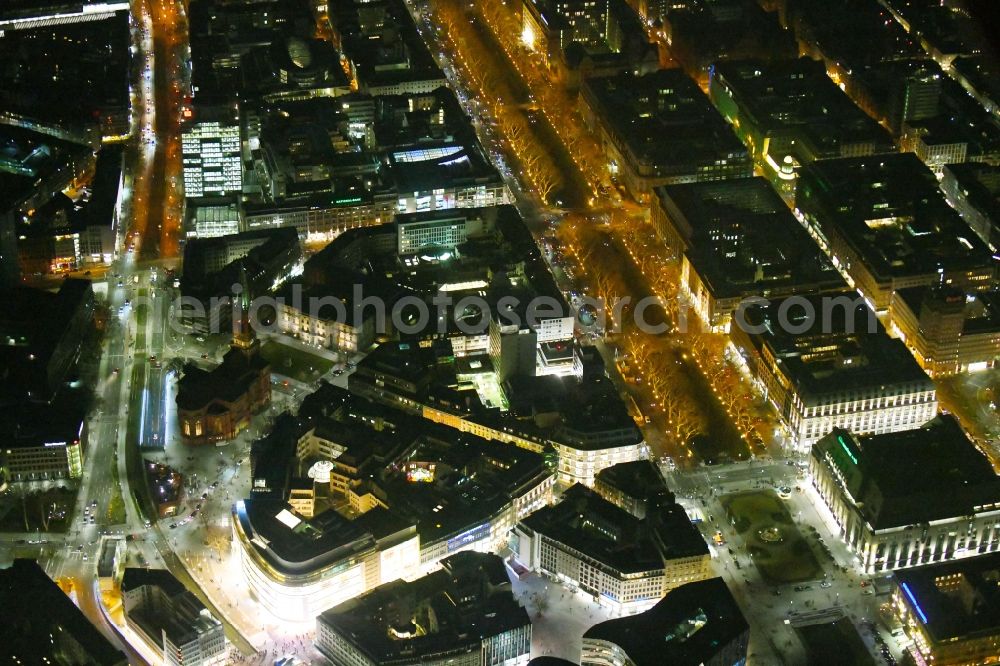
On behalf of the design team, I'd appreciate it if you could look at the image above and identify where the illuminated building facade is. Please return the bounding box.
[652,178,845,332]
[239,384,555,620]
[892,554,1000,666]
[731,293,937,450]
[242,195,396,242]
[396,209,488,256]
[232,499,421,623]
[316,552,532,666]
[121,568,228,666]
[181,120,243,199]
[580,578,749,666]
[514,484,710,616]
[3,437,83,481]
[811,416,1000,574]
[940,162,1000,250]
[0,1,129,29]
[890,286,1000,376]
[553,439,647,487]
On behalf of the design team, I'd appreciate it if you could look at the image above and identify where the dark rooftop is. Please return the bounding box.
[319,552,529,664]
[120,567,187,597]
[944,162,1000,235]
[784,0,922,70]
[120,568,222,649]
[0,10,130,132]
[0,277,94,403]
[235,497,415,576]
[796,153,993,282]
[175,342,269,412]
[894,285,1000,337]
[737,292,934,401]
[583,577,748,666]
[595,460,674,506]
[582,69,750,180]
[505,374,643,449]
[0,559,126,666]
[894,552,1000,643]
[657,177,844,300]
[330,0,445,92]
[813,414,1000,529]
[521,484,707,574]
[711,58,895,159]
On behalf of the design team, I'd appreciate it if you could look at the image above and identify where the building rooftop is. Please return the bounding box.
[583,577,748,666]
[176,342,270,412]
[373,87,479,149]
[0,10,130,132]
[247,96,386,204]
[894,552,1000,644]
[235,498,415,576]
[784,0,921,71]
[813,414,1000,530]
[319,552,529,663]
[796,153,994,282]
[736,292,933,402]
[121,567,187,596]
[21,144,122,240]
[505,374,642,449]
[657,177,844,299]
[944,162,1000,233]
[0,559,126,666]
[330,0,445,93]
[239,35,349,100]
[0,385,87,449]
[376,423,551,546]
[521,483,707,574]
[581,69,749,180]
[0,277,94,403]
[664,0,796,74]
[595,460,674,506]
[710,58,895,159]
[244,383,551,561]
[121,568,223,649]
[97,538,121,578]
[907,114,1000,161]
[894,286,1000,337]
[0,124,93,211]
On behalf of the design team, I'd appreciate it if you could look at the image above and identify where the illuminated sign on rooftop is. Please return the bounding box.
[837,435,858,465]
[901,582,929,625]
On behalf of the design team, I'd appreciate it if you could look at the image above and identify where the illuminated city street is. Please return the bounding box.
[2,0,1000,665]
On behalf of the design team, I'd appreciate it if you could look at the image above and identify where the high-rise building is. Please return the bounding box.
[181,120,243,199]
